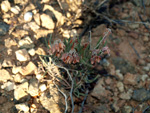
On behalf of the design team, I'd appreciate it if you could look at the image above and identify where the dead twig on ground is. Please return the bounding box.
[138,14,150,31]
[129,41,141,59]
[78,89,89,113]
[56,65,75,113]
[40,56,74,113]
[53,81,68,113]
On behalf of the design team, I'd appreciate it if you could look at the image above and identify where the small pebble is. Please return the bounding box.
[141,74,148,82]
[39,84,47,92]
[143,66,149,72]
[28,48,35,56]
[24,12,33,22]
[36,74,43,80]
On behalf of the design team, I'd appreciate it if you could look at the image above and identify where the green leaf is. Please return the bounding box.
[95,37,103,49]
[44,37,49,49]
[84,75,100,83]
[83,44,90,57]
[49,34,52,46]
[103,40,107,47]
[80,59,93,67]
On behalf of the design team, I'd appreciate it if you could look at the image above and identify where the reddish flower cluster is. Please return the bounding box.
[61,49,80,64]
[49,40,65,57]
[90,46,110,65]
[90,49,101,65]
[102,46,110,55]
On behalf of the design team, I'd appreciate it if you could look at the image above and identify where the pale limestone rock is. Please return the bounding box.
[1,81,15,91]
[18,36,34,49]
[0,69,12,82]
[123,73,139,85]
[1,1,11,13]
[141,74,148,82]
[36,74,44,80]
[43,5,65,26]
[143,66,150,72]
[117,82,124,92]
[2,58,14,67]
[35,47,46,55]
[4,38,17,48]
[12,66,21,74]
[28,22,40,32]
[40,84,65,112]
[13,74,23,83]
[15,49,30,61]
[116,70,124,80]
[14,0,28,4]
[10,6,20,14]
[40,13,55,29]
[24,12,33,22]
[28,78,39,97]
[91,78,111,99]
[41,0,50,3]
[34,13,40,25]
[39,84,47,92]
[119,92,132,100]
[122,106,132,113]
[28,48,35,56]
[14,81,28,100]
[19,62,37,76]
[15,103,29,112]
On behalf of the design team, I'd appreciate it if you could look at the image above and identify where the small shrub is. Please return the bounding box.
[40,28,111,98]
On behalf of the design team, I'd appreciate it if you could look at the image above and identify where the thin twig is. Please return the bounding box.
[40,56,74,112]
[129,42,141,59]
[138,14,150,31]
[78,89,89,113]
[113,19,150,26]
[57,0,64,13]
[53,81,68,113]
[56,65,75,113]
[143,106,150,113]
[94,28,111,49]
[89,30,91,49]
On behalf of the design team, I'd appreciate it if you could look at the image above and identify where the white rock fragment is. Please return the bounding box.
[15,49,30,61]
[28,22,40,31]
[10,6,20,14]
[4,38,17,48]
[2,58,14,67]
[18,36,34,49]
[1,81,15,91]
[33,13,40,25]
[141,74,148,82]
[36,74,43,80]
[119,89,133,100]
[12,66,21,74]
[28,78,39,97]
[40,14,55,29]
[1,1,11,13]
[117,82,124,92]
[143,66,150,72]
[147,63,150,68]
[19,62,37,76]
[28,48,35,56]
[0,69,12,82]
[15,103,29,112]
[24,12,33,22]
[14,81,28,100]
[41,0,50,3]
[116,70,124,80]
[13,74,23,83]
[39,84,47,92]
[7,48,13,55]
[123,106,132,113]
